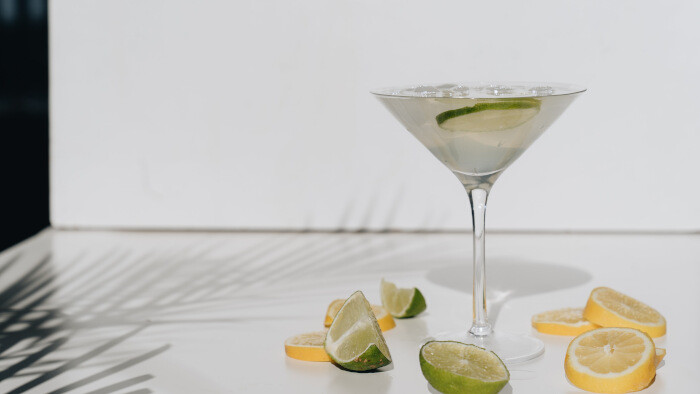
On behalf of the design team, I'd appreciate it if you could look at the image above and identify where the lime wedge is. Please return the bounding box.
[324,291,392,371]
[436,99,540,132]
[325,298,396,332]
[420,341,509,394]
[380,279,426,318]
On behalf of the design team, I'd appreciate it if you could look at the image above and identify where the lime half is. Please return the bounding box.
[380,279,427,318]
[436,99,540,132]
[324,291,392,371]
[420,341,509,394]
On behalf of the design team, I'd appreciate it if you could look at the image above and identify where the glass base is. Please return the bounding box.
[426,330,544,364]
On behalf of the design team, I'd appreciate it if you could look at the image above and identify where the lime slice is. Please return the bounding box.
[324,291,392,371]
[380,279,427,318]
[420,341,509,394]
[436,99,540,132]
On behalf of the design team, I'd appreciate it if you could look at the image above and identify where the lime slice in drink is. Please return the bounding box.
[436,99,540,132]
[420,341,509,394]
[324,291,392,371]
[380,279,427,318]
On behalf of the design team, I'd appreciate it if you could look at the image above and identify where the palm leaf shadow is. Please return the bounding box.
[0,232,440,392]
[0,239,240,393]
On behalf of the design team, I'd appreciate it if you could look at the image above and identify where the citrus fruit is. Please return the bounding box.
[324,291,391,371]
[435,99,540,132]
[565,327,656,393]
[583,287,666,338]
[284,331,330,362]
[419,341,509,394]
[380,279,427,318]
[325,298,396,331]
[324,299,344,327]
[532,307,599,336]
[655,348,666,366]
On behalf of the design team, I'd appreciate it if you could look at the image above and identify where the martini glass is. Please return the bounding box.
[371,82,585,363]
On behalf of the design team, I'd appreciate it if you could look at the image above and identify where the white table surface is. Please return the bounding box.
[0,229,697,393]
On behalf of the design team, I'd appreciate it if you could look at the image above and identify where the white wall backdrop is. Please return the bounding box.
[50,0,700,231]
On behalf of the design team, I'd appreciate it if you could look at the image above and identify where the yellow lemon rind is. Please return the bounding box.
[583,287,666,338]
[377,311,397,332]
[284,332,331,362]
[565,328,656,393]
[532,321,599,336]
[655,348,666,366]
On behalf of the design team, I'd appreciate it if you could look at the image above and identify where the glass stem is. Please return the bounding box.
[467,187,492,336]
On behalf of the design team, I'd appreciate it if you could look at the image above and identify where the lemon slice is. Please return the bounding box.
[324,298,396,331]
[284,331,330,362]
[655,348,666,366]
[435,99,540,132]
[380,279,427,318]
[324,299,344,327]
[532,307,599,336]
[324,291,392,371]
[583,287,666,338]
[565,327,656,393]
[420,341,509,394]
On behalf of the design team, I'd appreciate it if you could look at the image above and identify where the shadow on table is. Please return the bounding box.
[0,249,172,394]
[425,258,592,325]
[428,382,512,393]
[0,234,291,393]
[329,369,393,394]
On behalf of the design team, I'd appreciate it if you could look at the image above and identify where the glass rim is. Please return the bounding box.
[370,81,587,99]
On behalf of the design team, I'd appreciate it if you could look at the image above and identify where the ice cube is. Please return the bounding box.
[412,85,439,97]
[436,84,456,97]
[530,86,554,96]
[484,84,512,96]
[450,84,470,97]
